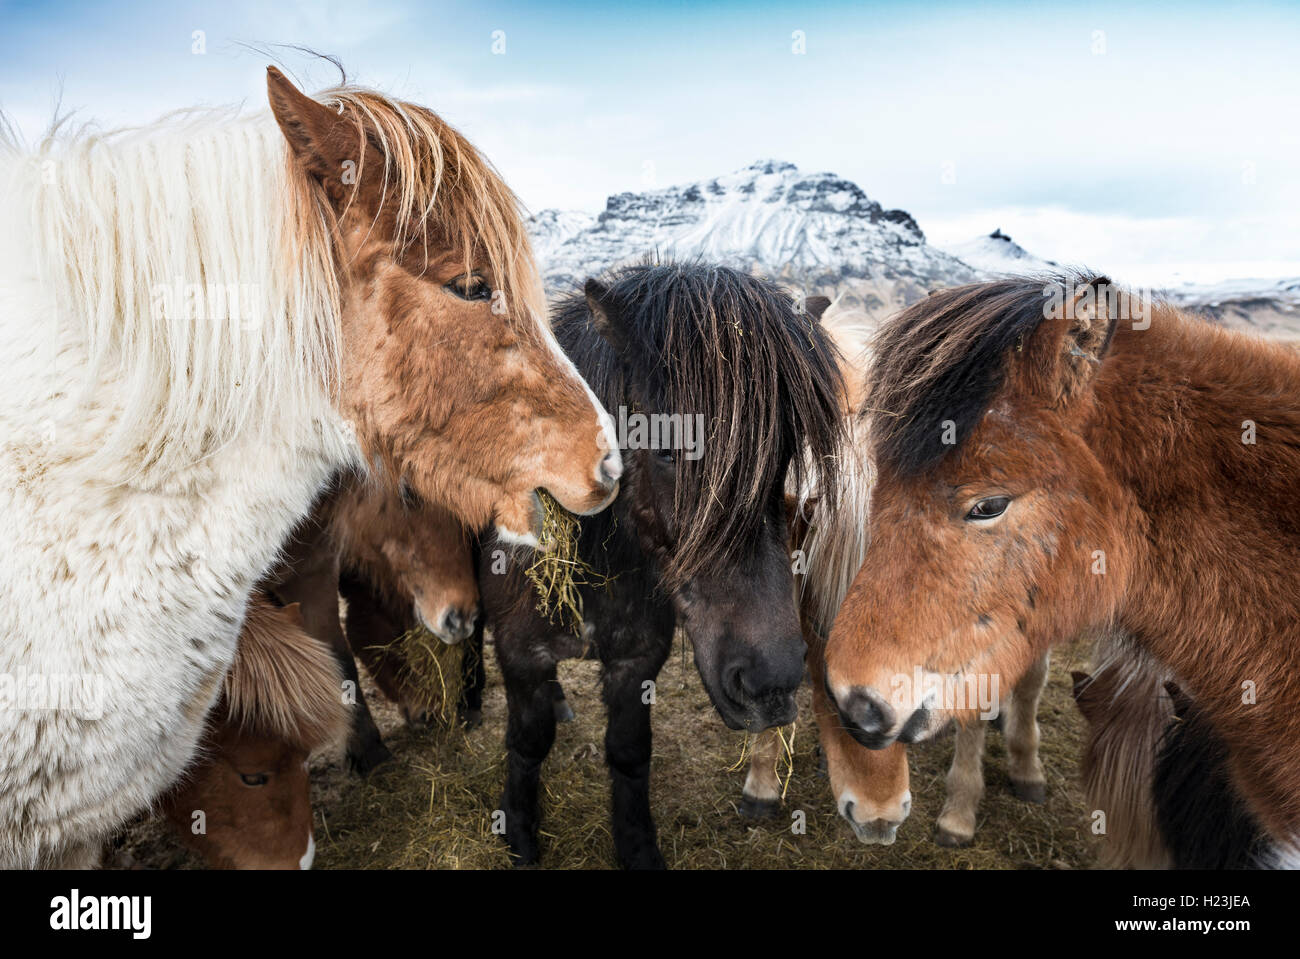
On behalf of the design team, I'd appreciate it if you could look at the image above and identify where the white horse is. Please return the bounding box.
[0,68,619,867]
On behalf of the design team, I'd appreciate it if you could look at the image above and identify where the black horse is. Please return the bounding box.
[479,263,845,868]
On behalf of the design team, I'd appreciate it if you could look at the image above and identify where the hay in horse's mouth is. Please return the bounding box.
[524,490,607,637]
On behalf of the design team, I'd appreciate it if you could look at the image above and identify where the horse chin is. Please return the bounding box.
[493,491,544,547]
[700,678,797,732]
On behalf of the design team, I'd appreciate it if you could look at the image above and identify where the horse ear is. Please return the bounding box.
[585,279,629,353]
[1163,680,1193,719]
[266,66,353,186]
[1021,275,1118,408]
[279,602,304,627]
[804,295,832,322]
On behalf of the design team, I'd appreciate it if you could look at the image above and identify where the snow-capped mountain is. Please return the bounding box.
[527,160,1300,334]
[1165,276,1300,337]
[943,229,1058,276]
[528,160,976,317]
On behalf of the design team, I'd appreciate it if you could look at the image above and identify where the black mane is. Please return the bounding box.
[552,262,845,585]
[867,275,1078,477]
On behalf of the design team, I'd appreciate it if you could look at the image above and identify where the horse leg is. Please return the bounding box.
[340,572,433,728]
[810,633,912,844]
[458,619,486,730]
[598,635,672,870]
[272,519,392,777]
[551,678,576,723]
[739,728,784,819]
[496,637,560,866]
[1005,650,1050,803]
[935,720,987,847]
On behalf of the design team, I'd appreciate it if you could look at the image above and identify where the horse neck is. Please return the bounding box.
[1090,307,1300,839]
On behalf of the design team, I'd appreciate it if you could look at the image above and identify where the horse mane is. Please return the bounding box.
[1154,681,1268,869]
[867,273,1097,477]
[317,85,546,324]
[6,78,542,481]
[796,298,874,631]
[553,262,846,586]
[221,594,348,751]
[1073,631,1174,869]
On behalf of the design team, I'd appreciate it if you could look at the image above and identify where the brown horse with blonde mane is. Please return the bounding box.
[825,274,1300,865]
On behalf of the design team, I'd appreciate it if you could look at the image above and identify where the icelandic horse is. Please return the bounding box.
[481,264,847,868]
[740,298,1049,847]
[159,594,347,869]
[0,67,620,867]
[824,274,1300,867]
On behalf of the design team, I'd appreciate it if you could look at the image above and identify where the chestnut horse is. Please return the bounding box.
[742,298,1050,847]
[739,298,912,844]
[160,595,346,869]
[265,474,485,775]
[0,67,618,867]
[483,264,846,868]
[826,274,1300,865]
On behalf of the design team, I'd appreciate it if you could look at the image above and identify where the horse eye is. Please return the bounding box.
[239,773,270,787]
[654,448,675,465]
[966,496,1011,521]
[445,274,492,302]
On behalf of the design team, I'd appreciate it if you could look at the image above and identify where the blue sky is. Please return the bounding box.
[2,0,1297,284]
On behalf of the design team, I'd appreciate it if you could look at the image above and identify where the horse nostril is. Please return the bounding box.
[836,687,895,736]
[722,662,745,702]
[599,450,623,487]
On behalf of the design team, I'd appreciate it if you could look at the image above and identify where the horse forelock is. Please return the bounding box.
[867,275,1092,479]
[316,86,547,328]
[221,596,348,752]
[557,262,847,586]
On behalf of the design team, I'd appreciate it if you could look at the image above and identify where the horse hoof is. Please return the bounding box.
[505,838,541,867]
[553,698,576,723]
[618,847,667,870]
[934,826,974,848]
[1011,779,1047,804]
[738,795,781,820]
[347,739,394,777]
[458,707,483,731]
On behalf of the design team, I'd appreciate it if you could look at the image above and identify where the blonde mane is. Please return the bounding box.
[4,80,544,483]
[798,298,875,631]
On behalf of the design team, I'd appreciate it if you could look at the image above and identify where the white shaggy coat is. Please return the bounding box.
[0,111,358,867]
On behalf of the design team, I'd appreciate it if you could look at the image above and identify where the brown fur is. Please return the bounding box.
[160,595,346,869]
[266,68,617,539]
[328,477,479,641]
[329,476,479,723]
[828,274,1300,853]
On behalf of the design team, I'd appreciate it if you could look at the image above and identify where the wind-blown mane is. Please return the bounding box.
[552,262,845,586]
[867,274,1104,477]
[3,80,542,482]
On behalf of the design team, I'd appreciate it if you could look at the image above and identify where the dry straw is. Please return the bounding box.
[523,490,608,635]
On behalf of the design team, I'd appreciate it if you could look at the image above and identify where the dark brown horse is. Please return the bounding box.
[825,274,1300,865]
